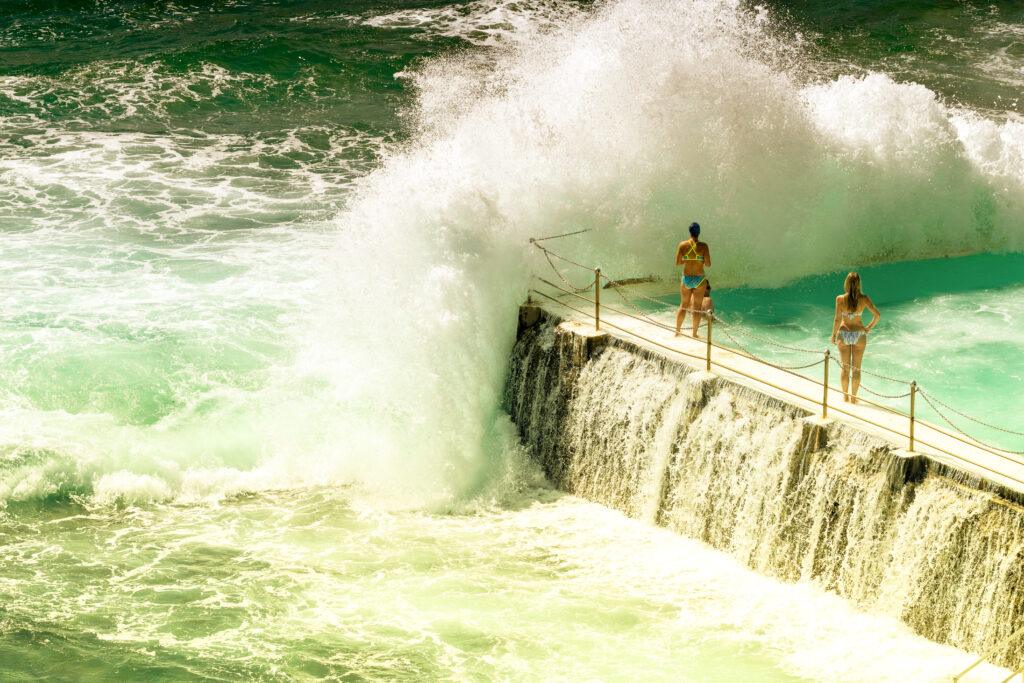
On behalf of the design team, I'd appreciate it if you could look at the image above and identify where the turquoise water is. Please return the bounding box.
[664,254,1024,453]
[2,0,1024,679]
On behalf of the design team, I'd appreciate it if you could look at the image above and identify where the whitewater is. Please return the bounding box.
[1,0,1023,679]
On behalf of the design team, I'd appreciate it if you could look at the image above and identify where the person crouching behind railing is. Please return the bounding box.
[697,282,714,331]
[675,222,711,338]
[830,272,881,404]
[702,282,714,316]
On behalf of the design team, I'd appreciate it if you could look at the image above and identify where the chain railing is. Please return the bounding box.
[528,239,1024,467]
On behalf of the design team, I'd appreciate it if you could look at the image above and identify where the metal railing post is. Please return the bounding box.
[909,381,917,451]
[822,350,830,419]
[594,267,601,331]
[706,315,713,372]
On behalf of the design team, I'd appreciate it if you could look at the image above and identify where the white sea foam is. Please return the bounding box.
[2,487,1009,680]
[312,0,1024,506]
[5,0,1024,506]
[295,0,586,48]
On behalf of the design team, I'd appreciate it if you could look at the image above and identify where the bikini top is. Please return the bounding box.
[841,310,861,319]
[682,240,704,261]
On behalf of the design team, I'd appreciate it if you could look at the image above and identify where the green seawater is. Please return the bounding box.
[1,0,1023,679]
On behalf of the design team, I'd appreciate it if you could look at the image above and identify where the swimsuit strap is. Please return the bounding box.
[683,239,703,261]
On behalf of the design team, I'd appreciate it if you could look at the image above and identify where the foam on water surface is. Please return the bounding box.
[1,0,1024,676]
[0,484,1011,681]
[1,0,1024,504]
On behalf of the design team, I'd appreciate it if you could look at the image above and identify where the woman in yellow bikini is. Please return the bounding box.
[830,272,881,403]
[675,222,711,338]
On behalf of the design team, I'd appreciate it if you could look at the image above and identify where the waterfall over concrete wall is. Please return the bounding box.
[504,308,1024,667]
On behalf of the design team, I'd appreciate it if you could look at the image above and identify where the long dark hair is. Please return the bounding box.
[844,272,861,312]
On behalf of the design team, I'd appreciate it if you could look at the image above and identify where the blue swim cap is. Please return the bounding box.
[689,222,700,237]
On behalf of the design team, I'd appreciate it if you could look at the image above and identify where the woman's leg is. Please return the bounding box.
[849,335,867,403]
[837,339,852,401]
[689,281,708,337]
[675,281,687,336]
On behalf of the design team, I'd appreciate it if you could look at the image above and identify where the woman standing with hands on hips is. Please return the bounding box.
[830,272,881,404]
[675,222,711,338]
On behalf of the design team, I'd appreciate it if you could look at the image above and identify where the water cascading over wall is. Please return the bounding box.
[504,308,1024,667]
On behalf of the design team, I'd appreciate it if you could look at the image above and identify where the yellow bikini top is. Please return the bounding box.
[682,239,704,261]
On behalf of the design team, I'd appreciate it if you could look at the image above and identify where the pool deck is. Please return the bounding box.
[528,290,1024,501]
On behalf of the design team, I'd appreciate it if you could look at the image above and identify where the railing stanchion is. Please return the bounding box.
[909,381,917,451]
[594,267,601,331]
[706,315,713,372]
[822,350,830,419]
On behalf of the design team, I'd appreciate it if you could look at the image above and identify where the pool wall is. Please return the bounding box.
[505,304,1024,668]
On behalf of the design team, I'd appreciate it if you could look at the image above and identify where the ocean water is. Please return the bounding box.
[1,0,1023,679]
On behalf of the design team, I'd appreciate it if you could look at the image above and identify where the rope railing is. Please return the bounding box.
[714,317,827,371]
[919,392,1024,456]
[532,276,1024,486]
[827,356,915,400]
[529,238,1024,461]
[920,388,1024,438]
[828,350,914,385]
[530,228,592,243]
[710,315,823,355]
[952,622,1024,682]
[540,249,597,293]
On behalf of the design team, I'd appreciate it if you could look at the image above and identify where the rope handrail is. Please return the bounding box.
[539,275,851,394]
[710,314,823,355]
[540,249,595,293]
[919,392,1024,456]
[529,288,705,364]
[539,275,828,377]
[598,270,684,311]
[531,241,596,273]
[600,269,832,358]
[530,228,592,243]
[714,317,827,371]
[952,622,1024,681]
[828,353,912,385]
[529,239,1024,456]
[537,276,840,395]
[827,357,915,400]
[536,277,705,325]
[536,274,911,417]
[920,388,1024,438]
[603,274,703,330]
[532,279,1024,481]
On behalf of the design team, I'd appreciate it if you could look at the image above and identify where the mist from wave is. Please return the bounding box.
[323,0,1024,505]
[4,0,1024,506]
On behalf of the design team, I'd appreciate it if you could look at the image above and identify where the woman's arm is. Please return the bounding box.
[702,243,711,268]
[830,297,841,344]
[675,242,686,266]
[865,296,881,331]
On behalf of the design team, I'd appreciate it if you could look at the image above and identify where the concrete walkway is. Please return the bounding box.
[532,289,1024,500]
